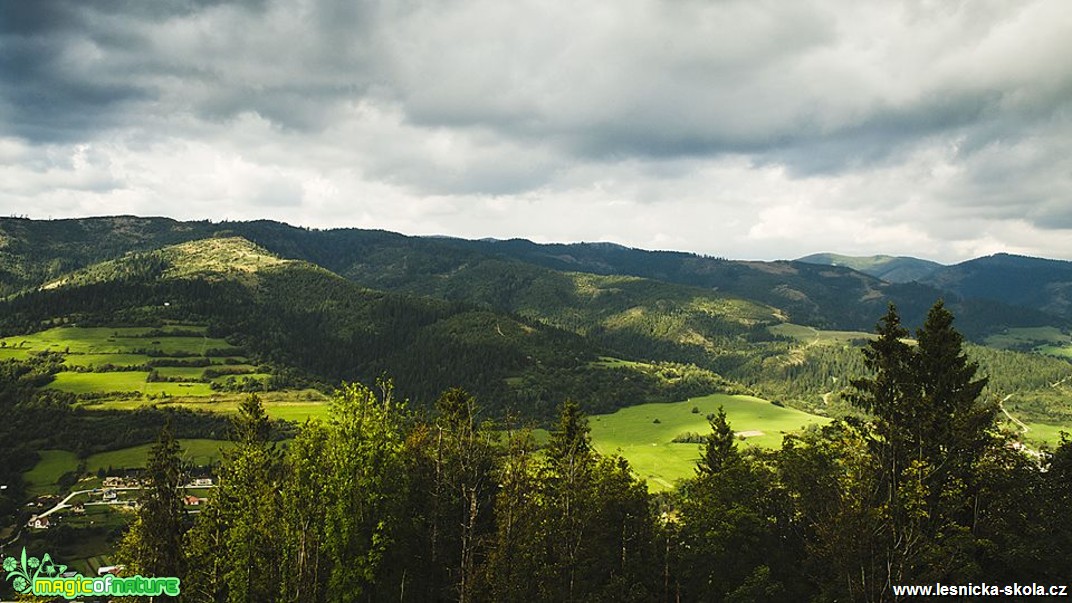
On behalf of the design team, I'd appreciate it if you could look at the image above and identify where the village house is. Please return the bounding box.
[102,477,124,488]
[27,515,50,529]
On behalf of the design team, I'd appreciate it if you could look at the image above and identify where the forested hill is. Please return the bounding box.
[0,236,740,418]
[799,251,1072,322]
[1,216,1062,339]
[796,252,944,283]
[919,253,1072,320]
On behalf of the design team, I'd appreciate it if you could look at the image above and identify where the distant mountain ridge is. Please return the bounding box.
[796,253,944,283]
[797,250,1072,323]
[919,253,1072,320]
[0,216,1067,335]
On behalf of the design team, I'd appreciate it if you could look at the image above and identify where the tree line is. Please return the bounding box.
[118,301,1072,602]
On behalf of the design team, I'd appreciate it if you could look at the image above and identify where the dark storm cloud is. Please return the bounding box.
[0,0,364,139]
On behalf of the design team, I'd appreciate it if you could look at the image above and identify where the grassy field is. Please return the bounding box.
[985,326,1072,360]
[0,324,287,408]
[22,450,80,496]
[86,439,237,472]
[591,356,646,369]
[87,390,332,422]
[768,323,876,343]
[0,347,31,360]
[589,393,829,491]
[154,366,212,379]
[985,326,1070,349]
[1037,344,1072,359]
[0,325,232,355]
[47,371,216,396]
[1018,422,1071,448]
[60,353,154,368]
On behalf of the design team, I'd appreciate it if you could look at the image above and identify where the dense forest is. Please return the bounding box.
[3,216,1067,337]
[67,302,1072,602]
[0,238,753,420]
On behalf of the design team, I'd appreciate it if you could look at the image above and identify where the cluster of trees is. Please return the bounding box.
[125,386,659,602]
[512,361,745,417]
[117,302,1072,602]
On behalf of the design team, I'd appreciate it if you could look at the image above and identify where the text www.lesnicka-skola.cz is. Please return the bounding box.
[893,583,1068,597]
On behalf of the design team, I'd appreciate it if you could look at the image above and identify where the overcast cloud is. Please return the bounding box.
[2,0,1070,263]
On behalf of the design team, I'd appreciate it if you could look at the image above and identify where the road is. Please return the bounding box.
[37,487,143,518]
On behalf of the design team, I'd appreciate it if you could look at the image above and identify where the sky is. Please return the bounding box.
[1,0,1070,264]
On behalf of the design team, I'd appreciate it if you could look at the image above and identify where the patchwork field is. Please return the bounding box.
[768,323,876,344]
[1,324,282,402]
[589,393,830,491]
[985,326,1072,359]
[87,390,331,422]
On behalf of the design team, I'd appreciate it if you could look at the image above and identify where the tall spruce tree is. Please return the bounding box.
[849,300,997,592]
[678,406,794,602]
[116,421,187,600]
[913,300,992,519]
[696,405,739,477]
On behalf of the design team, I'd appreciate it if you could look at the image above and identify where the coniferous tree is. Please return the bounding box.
[116,422,187,600]
[847,300,999,594]
[696,405,738,477]
[678,407,795,602]
[478,399,660,602]
[185,394,283,602]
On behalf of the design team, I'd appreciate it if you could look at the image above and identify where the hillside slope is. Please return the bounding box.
[920,253,1072,320]
[796,252,944,283]
[0,236,739,418]
[1,216,1065,341]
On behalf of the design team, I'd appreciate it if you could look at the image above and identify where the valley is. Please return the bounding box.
[2,217,1072,600]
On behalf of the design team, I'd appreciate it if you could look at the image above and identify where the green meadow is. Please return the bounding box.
[85,438,238,472]
[768,323,875,343]
[1,324,281,404]
[88,390,331,423]
[22,449,80,496]
[47,371,216,396]
[1018,422,1071,448]
[1037,344,1072,360]
[0,347,31,360]
[985,326,1072,360]
[0,325,228,356]
[589,393,830,491]
[60,353,155,368]
[985,326,1070,350]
